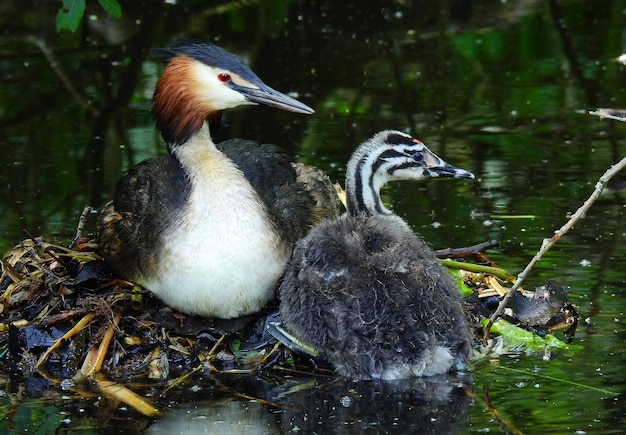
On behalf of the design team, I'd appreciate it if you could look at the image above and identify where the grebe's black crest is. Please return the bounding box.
[151,40,314,146]
[153,40,263,86]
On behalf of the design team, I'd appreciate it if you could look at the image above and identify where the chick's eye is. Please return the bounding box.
[411,151,424,162]
[218,73,231,82]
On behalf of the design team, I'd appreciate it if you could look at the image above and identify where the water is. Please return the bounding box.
[1,0,625,432]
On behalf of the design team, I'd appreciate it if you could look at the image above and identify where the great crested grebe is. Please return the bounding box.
[278,130,474,380]
[97,40,338,319]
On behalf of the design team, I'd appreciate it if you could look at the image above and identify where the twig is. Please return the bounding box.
[39,308,87,327]
[79,315,120,378]
[24,36,100,116]
[93,372,162,417]
[70,206,97,248]
[434,240,499,259]
[484,155,626,343]
[481,385,524,435]
[495,364,617,395]
[233,391,293,411]
[37,312,95,369]
[440,259,515,282]
[160,334,228,396]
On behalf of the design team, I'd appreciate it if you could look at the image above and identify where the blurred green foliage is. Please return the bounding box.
[56,0,121,32]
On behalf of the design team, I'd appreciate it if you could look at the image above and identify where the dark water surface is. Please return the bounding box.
[1,0,625,433]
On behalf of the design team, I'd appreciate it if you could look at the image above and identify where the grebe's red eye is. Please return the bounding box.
[218,73,231,82]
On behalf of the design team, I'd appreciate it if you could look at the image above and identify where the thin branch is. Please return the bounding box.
[69,206,97,248]
[434,240,499,259]
[484,154,626,342]
[24,35,100,115]
[440,258,516,282]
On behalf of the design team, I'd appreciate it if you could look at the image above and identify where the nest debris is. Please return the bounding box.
[0,223,578,416]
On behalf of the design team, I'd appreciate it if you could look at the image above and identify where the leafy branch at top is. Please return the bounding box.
[56,0,122,33]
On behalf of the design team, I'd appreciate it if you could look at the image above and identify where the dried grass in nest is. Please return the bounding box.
[0,234,301,416]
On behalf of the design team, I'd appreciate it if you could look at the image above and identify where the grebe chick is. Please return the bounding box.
[278,130,474,380]
[96,41,338,319]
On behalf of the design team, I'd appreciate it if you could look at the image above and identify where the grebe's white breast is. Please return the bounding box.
[145,127,288,319]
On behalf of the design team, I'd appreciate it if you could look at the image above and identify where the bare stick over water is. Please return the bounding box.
[484,113,626,341]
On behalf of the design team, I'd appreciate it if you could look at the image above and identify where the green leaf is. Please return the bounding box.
[447,267,473,297]
[56,0,86,33]
[481,318,580,351]
[97,0,122,19]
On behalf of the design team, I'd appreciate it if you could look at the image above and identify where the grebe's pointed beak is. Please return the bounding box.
[421,149,474,179]
[428,161,475,179]
[233,83,315,114]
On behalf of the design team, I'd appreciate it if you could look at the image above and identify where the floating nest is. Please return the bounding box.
[0,214,579,416]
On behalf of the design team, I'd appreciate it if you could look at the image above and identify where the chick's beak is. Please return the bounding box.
[420,148,474,179]
[429,162,475,179]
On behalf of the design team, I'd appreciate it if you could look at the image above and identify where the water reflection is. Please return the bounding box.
[147,374,473,434]
[274,375,472,433]
[147,400,276,434]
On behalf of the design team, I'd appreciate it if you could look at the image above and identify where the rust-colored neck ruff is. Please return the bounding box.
[153,55,219,147]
